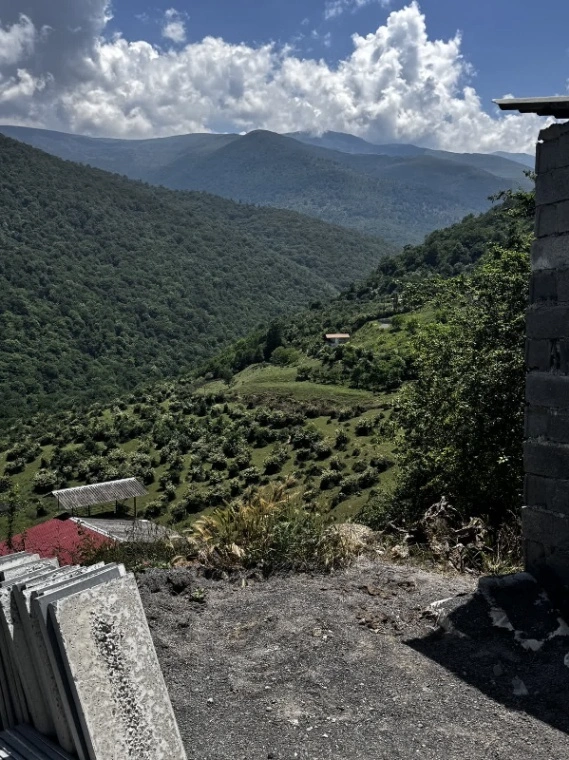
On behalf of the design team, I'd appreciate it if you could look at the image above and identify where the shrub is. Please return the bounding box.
[355,419,374,436]
[319,469,342,490]
[334,428,350,450]
[242,466,261,484]
[4,459,26,475]
[32,469,59,494]
[179,485,355,574]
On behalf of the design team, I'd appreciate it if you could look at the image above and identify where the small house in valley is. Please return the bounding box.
[324,333,350,346]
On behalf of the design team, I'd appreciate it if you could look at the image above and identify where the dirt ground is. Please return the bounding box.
[138,558,569,760]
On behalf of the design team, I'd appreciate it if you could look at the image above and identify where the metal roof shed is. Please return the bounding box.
[51,478,147,516]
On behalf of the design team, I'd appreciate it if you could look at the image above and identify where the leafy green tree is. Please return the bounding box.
[382,241,530,526]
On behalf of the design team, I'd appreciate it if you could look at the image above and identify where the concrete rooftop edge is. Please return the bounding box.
[494,96,569,117]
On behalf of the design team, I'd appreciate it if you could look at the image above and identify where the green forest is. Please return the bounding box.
[0,135,393,428]
[0,170,534,566]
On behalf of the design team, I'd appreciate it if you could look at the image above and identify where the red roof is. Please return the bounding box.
[0,516,112,566]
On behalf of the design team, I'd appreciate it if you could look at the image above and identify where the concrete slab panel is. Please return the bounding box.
[32,565,126,760]
[0,555,40,580]
[0,563,64,732]
[17,566,105,752]
[0,554,37,568]
[49,573,187,760]
[14,724,76,760]
[1,560,59,586]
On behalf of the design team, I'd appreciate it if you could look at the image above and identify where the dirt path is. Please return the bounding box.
[138,558,569,760]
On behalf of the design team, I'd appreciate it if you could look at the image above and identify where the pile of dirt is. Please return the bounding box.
[138,558,569,760]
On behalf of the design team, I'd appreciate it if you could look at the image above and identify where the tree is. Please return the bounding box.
[383,241,530,526]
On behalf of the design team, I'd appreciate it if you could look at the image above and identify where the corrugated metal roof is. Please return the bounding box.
[494,96,569,117]
[51,478,147,510]
[325,333,350,339]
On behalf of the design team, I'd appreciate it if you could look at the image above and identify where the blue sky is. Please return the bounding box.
[109,0,569,108]
[0,0,566,151]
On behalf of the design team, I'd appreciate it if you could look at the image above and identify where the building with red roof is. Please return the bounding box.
[0,515,112,566]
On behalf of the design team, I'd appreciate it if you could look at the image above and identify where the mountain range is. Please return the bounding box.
[0,125,533,246]
[0,134,392,428]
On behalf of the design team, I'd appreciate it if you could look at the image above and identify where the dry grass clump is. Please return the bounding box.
[175,485,365,574]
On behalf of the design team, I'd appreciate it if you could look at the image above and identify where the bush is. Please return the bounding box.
[180,485,355,574]
[355,419,374,436]
[32,469,59,494]
[242,466,261,484]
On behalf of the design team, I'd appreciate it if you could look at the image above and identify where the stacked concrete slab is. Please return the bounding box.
[525,121,569,596]
[0,552,187,760]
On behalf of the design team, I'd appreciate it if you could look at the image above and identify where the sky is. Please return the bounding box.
[0,0,568,152]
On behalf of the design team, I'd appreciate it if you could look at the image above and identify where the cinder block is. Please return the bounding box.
[531,235,569,270]
[554,269,569,302]
[525,339,552,371]
[536,139,559,174]
[522,504,569,547]
[524,473,549,506]
[539,123,569,143]
[526,372,569,407]
[524,474,569,515]
[526,305,569,340]
[529,270,557,301]
[524,405,549,438]
[546,407,569,442]
[535,201,569,237]
[524,440,569,479]
[48,574,187,760]
[536,166,569,206]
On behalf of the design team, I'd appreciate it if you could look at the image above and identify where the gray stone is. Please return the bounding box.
[48,573,187,760]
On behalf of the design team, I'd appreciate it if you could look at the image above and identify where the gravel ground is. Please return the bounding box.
[138,558,569,760]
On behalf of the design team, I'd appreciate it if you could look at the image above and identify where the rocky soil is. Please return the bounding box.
[138,558,569,760]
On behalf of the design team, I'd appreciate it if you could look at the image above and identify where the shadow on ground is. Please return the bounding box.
[406,573,569,736]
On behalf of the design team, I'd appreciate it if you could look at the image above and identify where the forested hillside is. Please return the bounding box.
[0,125,532,245]
[0,135,393,427]
[0,194,533,546]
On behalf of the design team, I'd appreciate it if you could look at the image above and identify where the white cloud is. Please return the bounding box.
[0,14,36,66]
[325,0,391,21]
[162,8,187,44]
[311,29,333,48]
[0,1,549,153]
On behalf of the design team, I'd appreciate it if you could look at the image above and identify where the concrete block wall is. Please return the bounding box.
[524,121,569,595]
